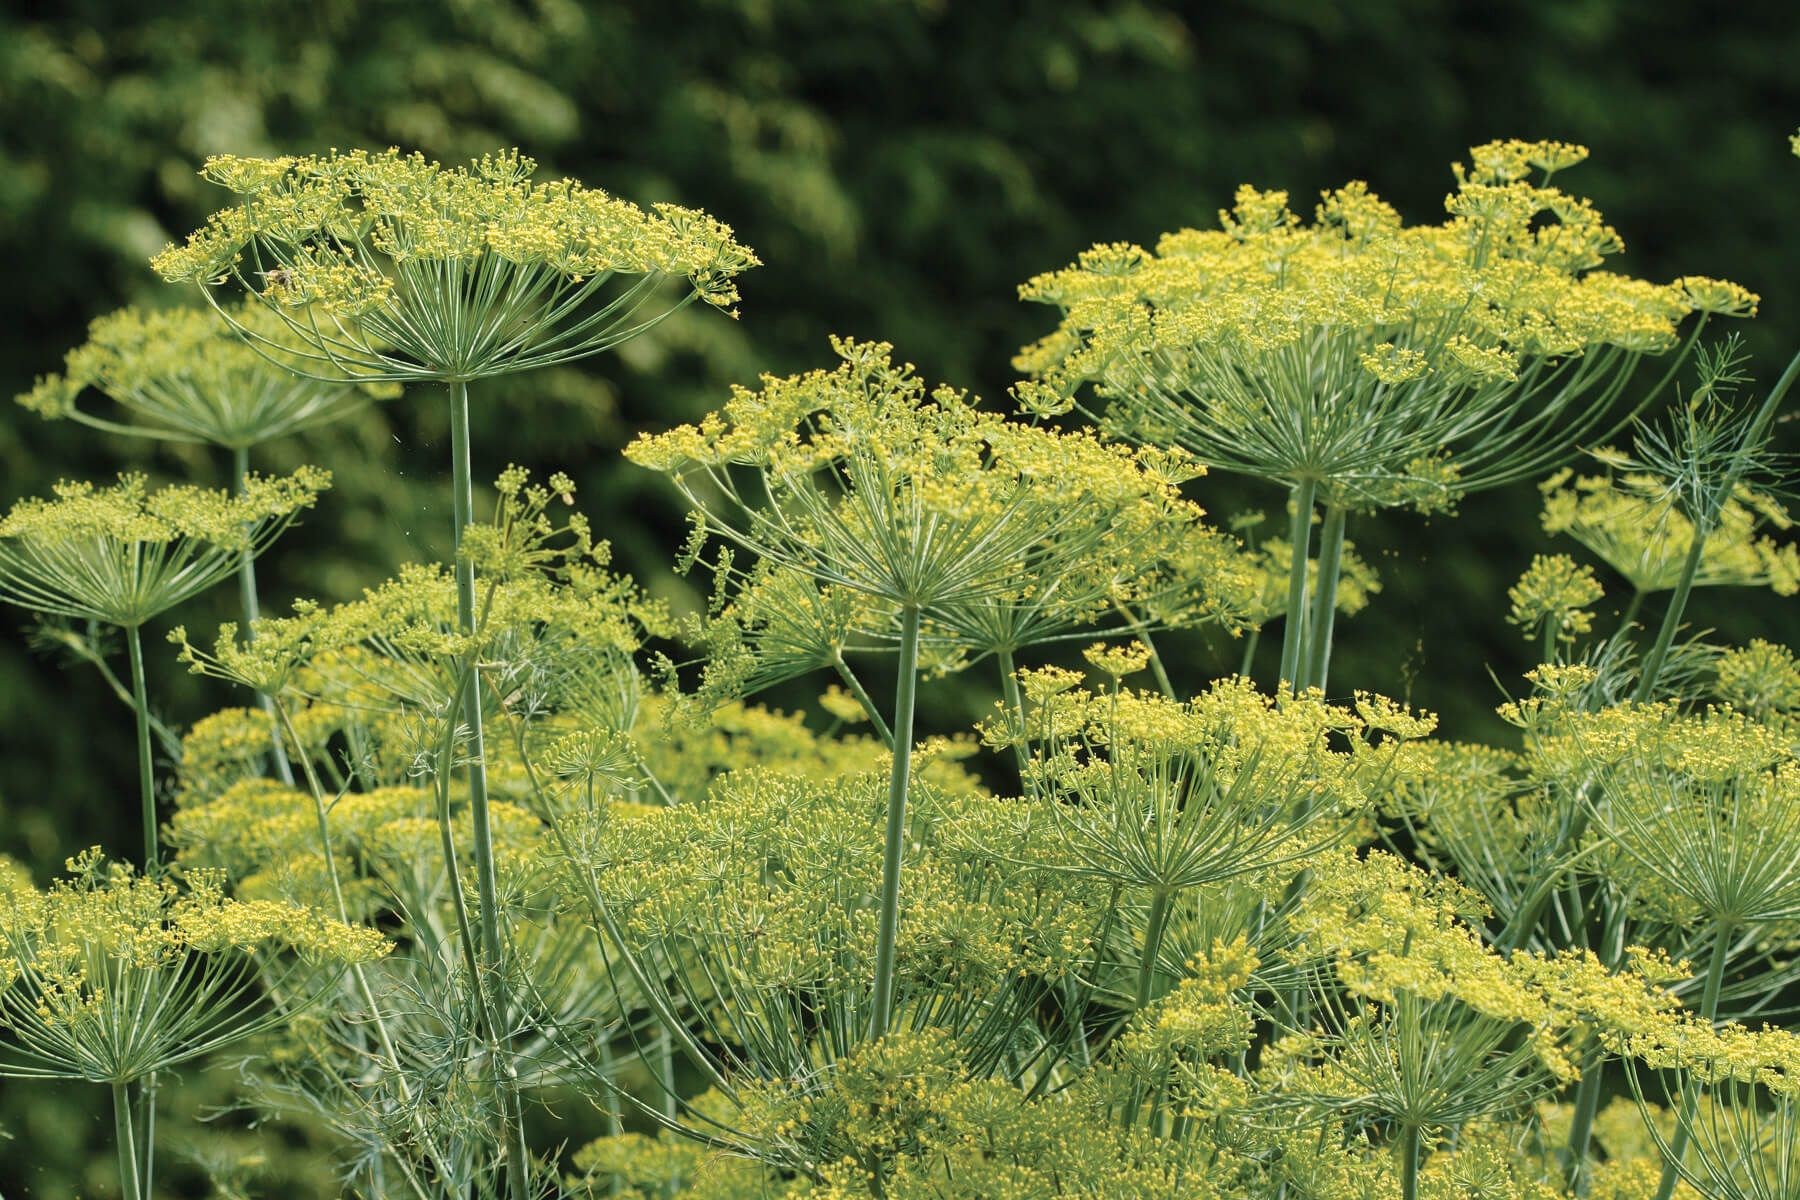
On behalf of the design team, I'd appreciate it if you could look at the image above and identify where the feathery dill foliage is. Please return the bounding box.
[13,133,1800,1200]
[153,147,758,381]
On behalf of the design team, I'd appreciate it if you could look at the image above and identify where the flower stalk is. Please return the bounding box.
[869,604,921,1040]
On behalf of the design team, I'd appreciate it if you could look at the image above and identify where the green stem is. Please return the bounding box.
[1633,524,1707,704]
[997,647,1029,782]
[659,1026,679,1196]
[273,698,457,1182]
[1277,479,1317,695]
[1304,504,1346,693]
[1652,921,1733,1200]
[600,1035,623,1196]
[1400,1122,1421,1200]
[449,378,531,1200]
[234,445,294,787]
[112,1081,142,1200]
[1238,628,1261,681]
[1563,1037,1606,1195]
[127,624,157,870]
[833,653,893,749]
[869,604,921,1040]
[137,1076,156,1200]
[1135,889,1172,1011]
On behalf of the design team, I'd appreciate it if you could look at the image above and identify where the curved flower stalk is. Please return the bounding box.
[0,850,387,1200]
[0,469,328,866]
[1018,138,1752,693]
[628,337,1225,1040]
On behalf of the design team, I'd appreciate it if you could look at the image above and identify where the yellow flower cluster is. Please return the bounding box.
[16,302,396,449]
[155,148,758,315]
[0,852,387,1083]
[1506,553,1605,647]
[1540,465,1800,595]
[1017,140,1749,509]
[0,468,329,627]
[629,338,1251,648]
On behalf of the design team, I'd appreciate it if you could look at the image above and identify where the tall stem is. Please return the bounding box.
[1135,889,1172,1010]
[138,1079,156,1198]
[112,1081,142,1200]
[1400,1122,1422,1200]
[1652,921,1733,1200]
[869,604,921,1040]
[234,445,294,786]
[127,624,157,870]
[1277,479,1317,695]
[1304,504,1346,693]
[449,378,530,1199]
[1563,1037,1606,1194]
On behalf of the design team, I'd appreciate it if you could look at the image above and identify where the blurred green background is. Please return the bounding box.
[1,1,1798,1193]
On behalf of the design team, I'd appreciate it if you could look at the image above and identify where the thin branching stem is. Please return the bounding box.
[1652,921,1734,1200]
[1637,346,1800,699]
[833,652,893,749]
[233,445,295,787]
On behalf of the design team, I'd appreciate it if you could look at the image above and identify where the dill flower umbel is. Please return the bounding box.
[1018,139,1743,510]
[0,469,329,628]
[153,147,758,382]
[16,301,395,450]
[1540,465,1800,596]
[0,851,388,1081]
[0,468,328,865]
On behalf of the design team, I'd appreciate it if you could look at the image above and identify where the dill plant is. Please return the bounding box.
[1018,139,1755,695]
[154,148,756,1197]
[626,336,1240,1041]
[9,133,1800,1200]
